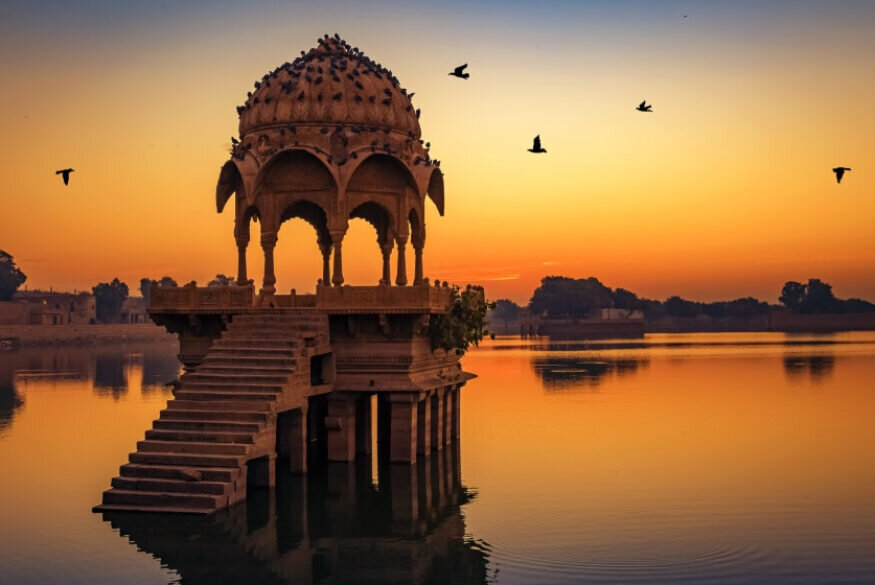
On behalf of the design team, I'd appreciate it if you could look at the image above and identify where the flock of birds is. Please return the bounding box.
[54,43,854,186]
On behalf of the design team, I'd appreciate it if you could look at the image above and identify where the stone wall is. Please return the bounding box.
[0,323,175,347]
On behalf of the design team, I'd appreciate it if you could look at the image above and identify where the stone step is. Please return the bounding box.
[167,399,274,412]
[223,333,310,342]
[153,419,263,434]
[194,364,296,375]
[208,346,299,356]
[231,316,327,324]
[174,390,281,402]
[120,463,239,483]
[141,431,254,447]
[101,488,227,510]
[137,439,248,456]
[182,381,285,393]
[158,408,269,423]
[182,372,289,384]
[112,476,229,495]
[204,351,298,362]
[212,339,300,349]
[129,451,244,468]
[93,503,214,515]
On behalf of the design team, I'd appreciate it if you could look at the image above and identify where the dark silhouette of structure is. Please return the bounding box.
[527,135,547,153]
[55,168,74,185]
[448,64,469,79]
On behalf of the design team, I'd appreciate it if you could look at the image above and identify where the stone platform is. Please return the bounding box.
[94,285,472,514]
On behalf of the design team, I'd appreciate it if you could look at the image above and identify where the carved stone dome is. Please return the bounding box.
[238,35,421,139]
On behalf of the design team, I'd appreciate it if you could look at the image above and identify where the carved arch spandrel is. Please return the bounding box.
[251,149,340,234]
[345,153,419,239]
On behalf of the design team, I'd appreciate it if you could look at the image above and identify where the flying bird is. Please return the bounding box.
[55,168,74,185]
[449,64,470,79]
[636,100,653,112]
[833,167,851,183]
[527,135,547,154]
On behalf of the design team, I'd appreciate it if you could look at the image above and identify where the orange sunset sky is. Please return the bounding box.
[1,1,873,305]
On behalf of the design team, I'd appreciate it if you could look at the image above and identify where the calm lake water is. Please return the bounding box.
[1,333,874,584]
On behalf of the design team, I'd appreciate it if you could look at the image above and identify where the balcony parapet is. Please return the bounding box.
[149,283,457,315]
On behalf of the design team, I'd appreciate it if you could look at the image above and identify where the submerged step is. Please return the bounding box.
[129,451,244,468]
[158,408,269,423]
[139,436,252,452]
[111,476,229,495]
[154,419,263,434]
[101,488,227,510]
[167,399,274,412]
[119,463,239,483]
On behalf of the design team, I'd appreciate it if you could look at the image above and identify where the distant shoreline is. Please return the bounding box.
[491,311,875,337]
[0,323,175,349]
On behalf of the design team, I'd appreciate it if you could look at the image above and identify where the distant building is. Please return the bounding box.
[120,297,148,324]
[1,291,96,325]
[521,307,645,339]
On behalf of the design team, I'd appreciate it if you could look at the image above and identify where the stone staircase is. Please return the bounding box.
[94,312,330,514]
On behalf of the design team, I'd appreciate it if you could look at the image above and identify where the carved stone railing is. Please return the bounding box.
[313,284,454,313]
[148,283,456,314]
[149,284,256,312]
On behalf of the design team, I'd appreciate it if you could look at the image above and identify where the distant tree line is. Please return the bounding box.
[488,275,875,324]
[0,250,26,301]
[779,279,875,314]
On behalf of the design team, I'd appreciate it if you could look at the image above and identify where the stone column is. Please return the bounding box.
[289,407,308,474]
[431,389,445,450]
[413,244,424,285]
[395,235,408,286]
[319,241,331,285]
[380,242,393,285]
[260,231,277,297]
[247,454,276,489]
[417,393,432,455]
[235,236,249,285]
[355,394,372,456]
[276,407,308,474]
[326,394,356,463]
[330,231,345,286]
[451,385,461,440]
[389,393,418,464]
[443,386,453,446]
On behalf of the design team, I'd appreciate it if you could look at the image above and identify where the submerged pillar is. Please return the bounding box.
[451,385,461,439]
[326,394,356,462]
[431,389,445,450]
[355,394,372,456]
[276,407,308,474]
[417,394,432,455]
[389,393,418,464]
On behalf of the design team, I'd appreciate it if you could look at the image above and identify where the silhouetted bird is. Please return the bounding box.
[527,135,547,153]
[833,167,851,183]
[636,100,653,112]
[231,137,239,145]
[56,168,74,185]
[449,64,469,79]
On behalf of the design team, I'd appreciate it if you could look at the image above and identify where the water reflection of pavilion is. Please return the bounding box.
[102,445,488,585]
